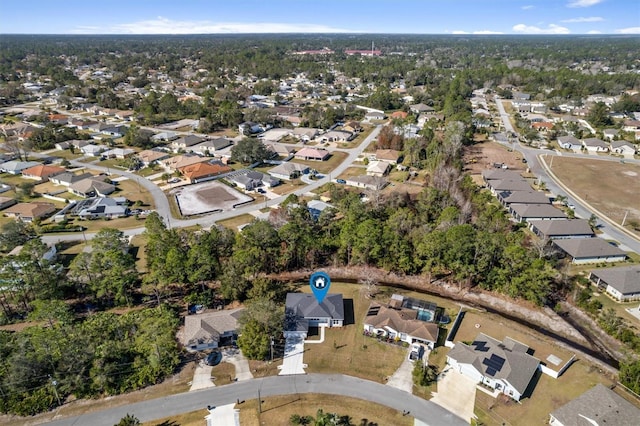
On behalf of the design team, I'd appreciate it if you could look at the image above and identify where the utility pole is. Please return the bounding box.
[49,376,61,406]
[270,336,274,363]
[257,389,262,414]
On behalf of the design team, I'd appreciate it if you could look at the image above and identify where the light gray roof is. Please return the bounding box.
[448,333,539,396]
[481,169,523,181]
[557,135,580,146]
[554,238,626,260]
[488,179,532,192]
[582,137,607,148]
[497,190,550,205]
[589,265,640,295]
[269,162,309,177]
[182,308,244,347]
[285,293,344,331]
[0,160,40,173]
[528,219,594,238]
[550,384,640,426]
[510,203,566,219]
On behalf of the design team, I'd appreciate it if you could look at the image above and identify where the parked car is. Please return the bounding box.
[168,178,181,183]
[336,179,346,184]
[408,343,423,362]
[257,188,266,194]
[204,351,222,366]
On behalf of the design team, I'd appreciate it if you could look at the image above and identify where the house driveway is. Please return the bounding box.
[279,334,307,375]
[189,362,214,391]
[386,354,414,393]
[205,403,240,426]
[222,347,253,381]
[430,368,477,424]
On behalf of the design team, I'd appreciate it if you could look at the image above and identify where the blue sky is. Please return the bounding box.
[1,0,638,35]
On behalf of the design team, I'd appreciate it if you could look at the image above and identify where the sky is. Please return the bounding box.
[0,0,638,35]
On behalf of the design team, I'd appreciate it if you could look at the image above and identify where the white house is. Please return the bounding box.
[363,302,439,349]
[447,333,540,401]
[589,265,640,302]
[581,137,608,153]
[610,140,636,157]
[284,293,344,339]
[553,238,627,264]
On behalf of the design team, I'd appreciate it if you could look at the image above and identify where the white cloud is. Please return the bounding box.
[561,16,604,23]
[567,0,602,8]
[72,17,355,34]
[512,24,571,34]
[587,30,602,34]
[451,30,469,34]
[522,5,535,10]
[615,27,640,34]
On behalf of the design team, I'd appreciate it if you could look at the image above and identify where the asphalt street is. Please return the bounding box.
[44,374,466,426]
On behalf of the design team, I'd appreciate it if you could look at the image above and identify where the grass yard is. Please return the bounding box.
[269,179,307,195]
[474,359,616,426]
[210,362,236,386]
[590,288,640,327]
[291,151,349,174]
[545,155,640,238]
[296,282,405,383]
[336,166,366,179]
[216,213,256,231]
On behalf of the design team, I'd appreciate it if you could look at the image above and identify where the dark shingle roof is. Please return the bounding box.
[589,265,640,295]
[554,238,626,260]
[284,293,344,332]
[528,219,594,238]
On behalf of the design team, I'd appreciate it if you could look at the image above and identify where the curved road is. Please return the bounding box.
[493,97,640,253]
[44,373,466,426]
[41,125,382,244]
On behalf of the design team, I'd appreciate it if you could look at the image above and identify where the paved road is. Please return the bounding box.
[41,125,382,244]
[44,374,465,426]
[493,96,640,253]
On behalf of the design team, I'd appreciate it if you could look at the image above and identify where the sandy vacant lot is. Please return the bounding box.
[172,181,253,216]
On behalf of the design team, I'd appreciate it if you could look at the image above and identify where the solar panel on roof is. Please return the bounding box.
[366,306,381,316]
[486,367,497,376]
[482,354,506,374]
[472,341,489,352]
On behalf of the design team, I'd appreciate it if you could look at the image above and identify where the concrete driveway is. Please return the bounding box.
[189,362,214,391]
[430,368,477,424]
[279,335,307,375]
[386,354,414,393]
[222,347,253,381]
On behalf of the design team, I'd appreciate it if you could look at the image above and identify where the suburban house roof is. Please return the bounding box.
[410,103,435,113]
[50,172,94,186]
[497,190,550,205]
[21,164,65,179]
[172,134,204,148]
[182,308,244,349]
[4,202,56,220]
[0,160,40,173]
[488,178,533,192]
[448,333,540,396]
[268,162,309,178]
[179,161,232,182]
[284,293,344,332]
[554,238,626,260]
[366,161,390,176]
[611,140,636,151]
[345,175,388,190]
[550,384,640,426]
[161,154,209,171]
[557,135,581,146]
[364,302,439,343]
[589,265,640,296]
[295,147,330,161]
[265,143,296,156]
[137,149,170,164]
[509,203,566,220]
[481,169,523,182]
[0,196,17,210]
[69,178,116,197]
[582,137,608,148]
[528,219,594,238]
[76,197,127,218]
[375,149,401,163]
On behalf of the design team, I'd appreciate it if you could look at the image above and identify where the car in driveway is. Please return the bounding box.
[336,179,346,184]
[408,343,423,362]
[204,351,222,366]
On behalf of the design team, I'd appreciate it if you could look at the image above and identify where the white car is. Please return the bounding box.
[408,343,423,362]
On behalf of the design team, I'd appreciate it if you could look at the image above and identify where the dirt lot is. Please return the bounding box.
[463,140,528,185]
[546,156,640,236]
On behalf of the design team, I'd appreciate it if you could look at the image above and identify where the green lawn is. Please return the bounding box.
[217,214,256,231]
[291,151,349,174]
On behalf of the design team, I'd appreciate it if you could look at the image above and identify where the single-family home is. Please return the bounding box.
[553,238,627,264]
[69,177,116,198]
[588,265,640,302]
[80,144,107,157]
[292,127,320,142]
[3,202,56,222]
[486,178,533,195]
[265,143,297,158]
[0,196,17,211]
[375,149,401,164]
[170,135,204,152]
[509,203,566,223]
[581,137,609,153]
[365,111,386,121]
[481,169,523,184]
[229,170,279,190]
[284,293,344,339]
[160,154,209,173]
[307,200,334,220]
[150,131,178,142]
[343,121,363,133]
[344,175,388,191]
[181,308,244,352]
[50,172,94,187]
[268,162,309,180]
[75,197,128,220]
[622,119,640,132]
[319,130,353,143]
[101,148,135,159]
[610,140,636,156]
[557,135,582,151]
[549,383,640,426]
[363,302,439,349]
[410,103,434,114]
[238,122,264,135]
[496,190,550,207]
[602,129,619,141]
[366,160,391,177]
[0,160,40,175]
[178,161,232,184]
[190,138,233,156]
[447,333,540,402]
[528,219,594,240]
[100,125,127,138]
[20,164,65,182]
[137,149,170,167]
[295,147,331,161]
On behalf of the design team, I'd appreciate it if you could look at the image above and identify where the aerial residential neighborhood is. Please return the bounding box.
[1,4,640,425]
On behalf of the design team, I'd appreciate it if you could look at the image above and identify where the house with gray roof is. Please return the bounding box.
[589,265,640,302]
[268,162,309,180]
[481,169,523,183]
[75,197,128,220]
[509,203,566,223]
[528,219,594,240]
[190,137,233,156]
[553,238,627,264]
[69,177,116,198]
[284,293,344,339]
[363,301,439,349]
[582,137,609,153]
[557,135,581,151]
[50,172,94,187]
[229,170,279,190]
[549,383,640,426]
[447,333,540,401]
[344,175,388,191]
[610,140,637,156]
[0,160,40,174]
[181,308,244,352]
[497,190,550,207]
[170,135,205,152]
